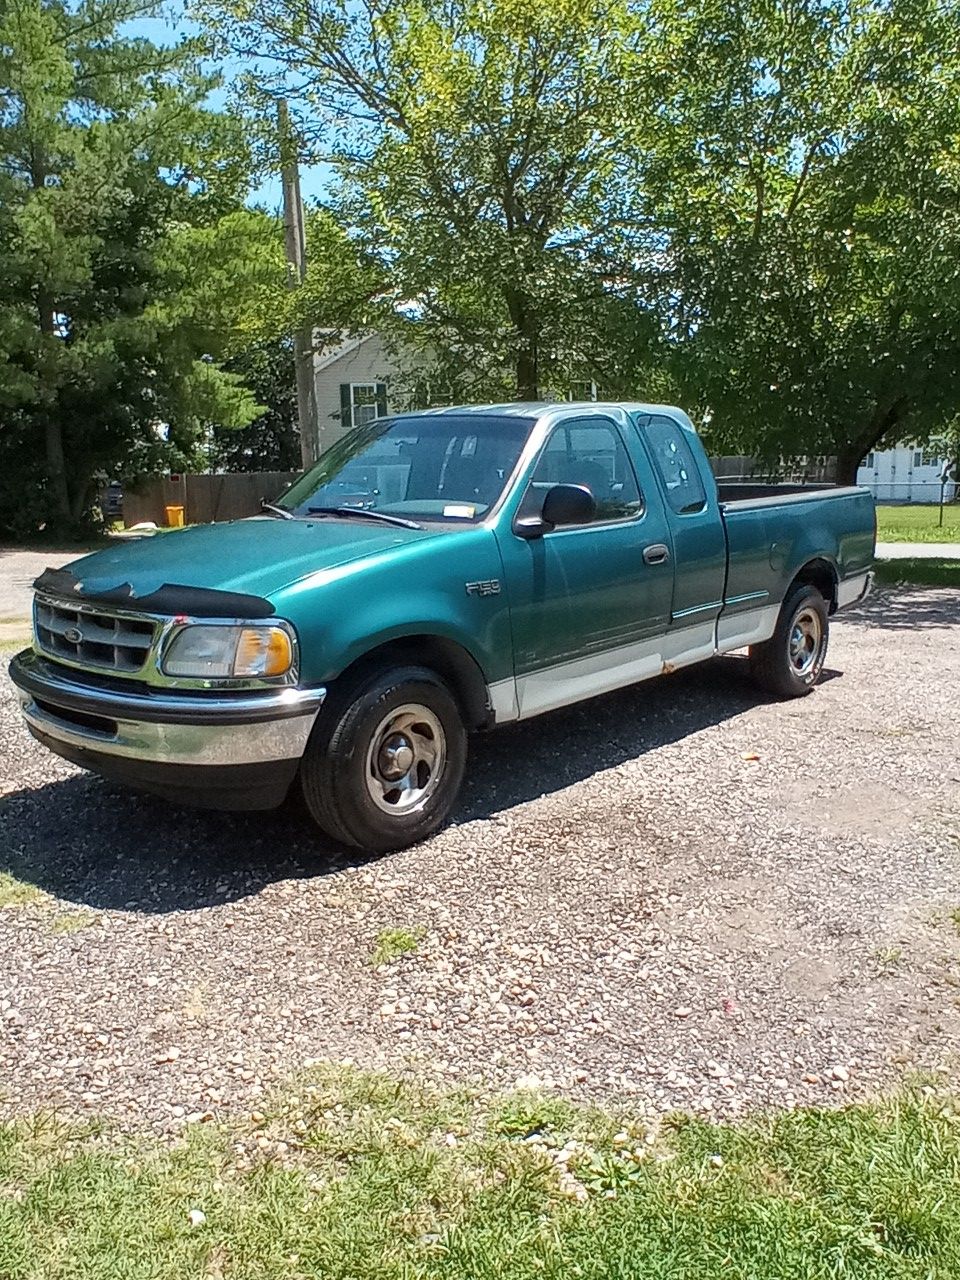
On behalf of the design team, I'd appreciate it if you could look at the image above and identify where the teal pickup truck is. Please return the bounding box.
[10,403,875,851]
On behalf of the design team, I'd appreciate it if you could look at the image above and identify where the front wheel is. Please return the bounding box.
[299,665,467,852]
[748,584,829,698]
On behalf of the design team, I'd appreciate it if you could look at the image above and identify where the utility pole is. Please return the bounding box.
[279,100,320,469]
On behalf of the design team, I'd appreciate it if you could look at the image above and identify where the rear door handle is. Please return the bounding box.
[643,543,670,565]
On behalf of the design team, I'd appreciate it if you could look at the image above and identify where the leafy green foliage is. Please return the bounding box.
[632,0,960,476]
[205,0,960,472]
[0,0,267,535]
[202,0,661,402]
[206,339,300,471]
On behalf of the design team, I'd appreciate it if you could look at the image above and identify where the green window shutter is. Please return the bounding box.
[340,383,351,427]
[376,383,388,417]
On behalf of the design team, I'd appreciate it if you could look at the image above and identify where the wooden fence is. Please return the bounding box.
[122,472,299,527]
[121,456,836,527]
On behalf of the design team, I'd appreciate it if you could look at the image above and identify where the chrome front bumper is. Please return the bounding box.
[9,649,326,809]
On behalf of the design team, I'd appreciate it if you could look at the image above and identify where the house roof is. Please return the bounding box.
[312,333,379,374]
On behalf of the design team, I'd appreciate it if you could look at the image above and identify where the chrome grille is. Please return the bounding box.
[34,597,158,674]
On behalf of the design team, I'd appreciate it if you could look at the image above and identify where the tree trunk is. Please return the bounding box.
[834,446,864,487]
[70,478,92,525]
[834,396,910,486]
[515,345,538,401]
[505,288,539,400]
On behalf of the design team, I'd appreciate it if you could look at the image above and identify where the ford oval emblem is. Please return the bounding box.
[64,626,83,644]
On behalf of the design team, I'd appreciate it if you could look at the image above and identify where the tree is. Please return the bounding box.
[630,0,960,481]
[0,0,265,534]
[201,0,661,401]
[206,338,300,470]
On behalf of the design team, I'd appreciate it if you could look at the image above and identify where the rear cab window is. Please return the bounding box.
[639,414,708,514]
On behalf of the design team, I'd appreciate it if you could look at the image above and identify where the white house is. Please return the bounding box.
[312,333,406,457]
[856,446,957,502]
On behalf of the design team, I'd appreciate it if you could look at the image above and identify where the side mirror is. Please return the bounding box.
[514,483,597,539]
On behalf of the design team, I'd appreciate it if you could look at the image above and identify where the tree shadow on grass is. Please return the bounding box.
[0,655,787,914]
[841,582,960,630]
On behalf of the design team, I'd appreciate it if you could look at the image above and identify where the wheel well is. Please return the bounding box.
[791,559,838,612]
[329,636,492,729]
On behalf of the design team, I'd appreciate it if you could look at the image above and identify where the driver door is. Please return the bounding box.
[497,415,676,718]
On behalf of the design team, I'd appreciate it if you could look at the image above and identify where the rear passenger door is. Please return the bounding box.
[633,413,727,633]
[498,414,675,717]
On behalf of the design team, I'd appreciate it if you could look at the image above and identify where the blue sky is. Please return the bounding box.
[125,10,329,208]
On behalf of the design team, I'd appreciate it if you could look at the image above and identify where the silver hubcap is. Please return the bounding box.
[789,607,822,676]
[365,703,446,815]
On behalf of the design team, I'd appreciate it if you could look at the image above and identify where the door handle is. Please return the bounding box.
[643,543,670,565]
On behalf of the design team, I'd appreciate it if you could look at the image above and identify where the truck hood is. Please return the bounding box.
[54,518,440,605]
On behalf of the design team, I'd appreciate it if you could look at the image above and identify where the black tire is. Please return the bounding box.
[299,665,467,853]
[748,584,829,698]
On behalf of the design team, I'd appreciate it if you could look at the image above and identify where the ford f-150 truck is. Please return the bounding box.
[10,402,875,851]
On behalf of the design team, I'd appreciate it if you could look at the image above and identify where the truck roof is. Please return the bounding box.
[401,401,692,422]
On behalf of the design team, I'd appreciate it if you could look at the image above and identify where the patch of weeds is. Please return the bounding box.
[874,946,903,969]
[951,909,960,935]
[492,1090,581,1139]
[370,925,425,966]
[48,911,99,935]
[284,1064,476,1165]
[573,1145,650,1195]
[0,871,44,908]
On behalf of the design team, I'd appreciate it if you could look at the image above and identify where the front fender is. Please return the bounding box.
[270,526,514,687]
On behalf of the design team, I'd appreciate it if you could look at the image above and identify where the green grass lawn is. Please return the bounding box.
[873,557,960,589]
[876,503,960,543]
[3,1069,960,1279]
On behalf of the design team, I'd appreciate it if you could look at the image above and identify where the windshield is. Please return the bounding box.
[278,414,535,523]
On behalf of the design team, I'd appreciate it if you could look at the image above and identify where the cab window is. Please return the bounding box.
[519,418,644,524]
[641,415,707,514]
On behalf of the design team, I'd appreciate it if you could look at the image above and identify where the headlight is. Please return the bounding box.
[162,624,294,680]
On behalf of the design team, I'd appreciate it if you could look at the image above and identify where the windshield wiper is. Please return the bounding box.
[260,499,295,520]
[306,505,423,530]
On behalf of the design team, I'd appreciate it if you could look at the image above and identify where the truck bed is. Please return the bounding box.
[719,484,876,621]
[717,481,838,503]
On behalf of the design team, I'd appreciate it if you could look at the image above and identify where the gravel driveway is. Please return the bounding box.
[1,586,959,1131]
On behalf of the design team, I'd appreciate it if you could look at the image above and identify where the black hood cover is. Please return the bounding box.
[33,567,276,619]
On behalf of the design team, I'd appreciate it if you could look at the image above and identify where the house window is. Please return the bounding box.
[341,382,387,429]
[567,380,598,402]
[864,452,876,470]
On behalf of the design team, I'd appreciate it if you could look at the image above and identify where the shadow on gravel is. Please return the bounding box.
[1,655,815,913]
[840,585,960,631]
[461,655,782,821]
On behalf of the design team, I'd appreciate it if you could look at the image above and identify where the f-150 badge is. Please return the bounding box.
[465,579,501,597]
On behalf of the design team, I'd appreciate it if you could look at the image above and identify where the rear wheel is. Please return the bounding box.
[299,665,467,852]
[748,584,829,698]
